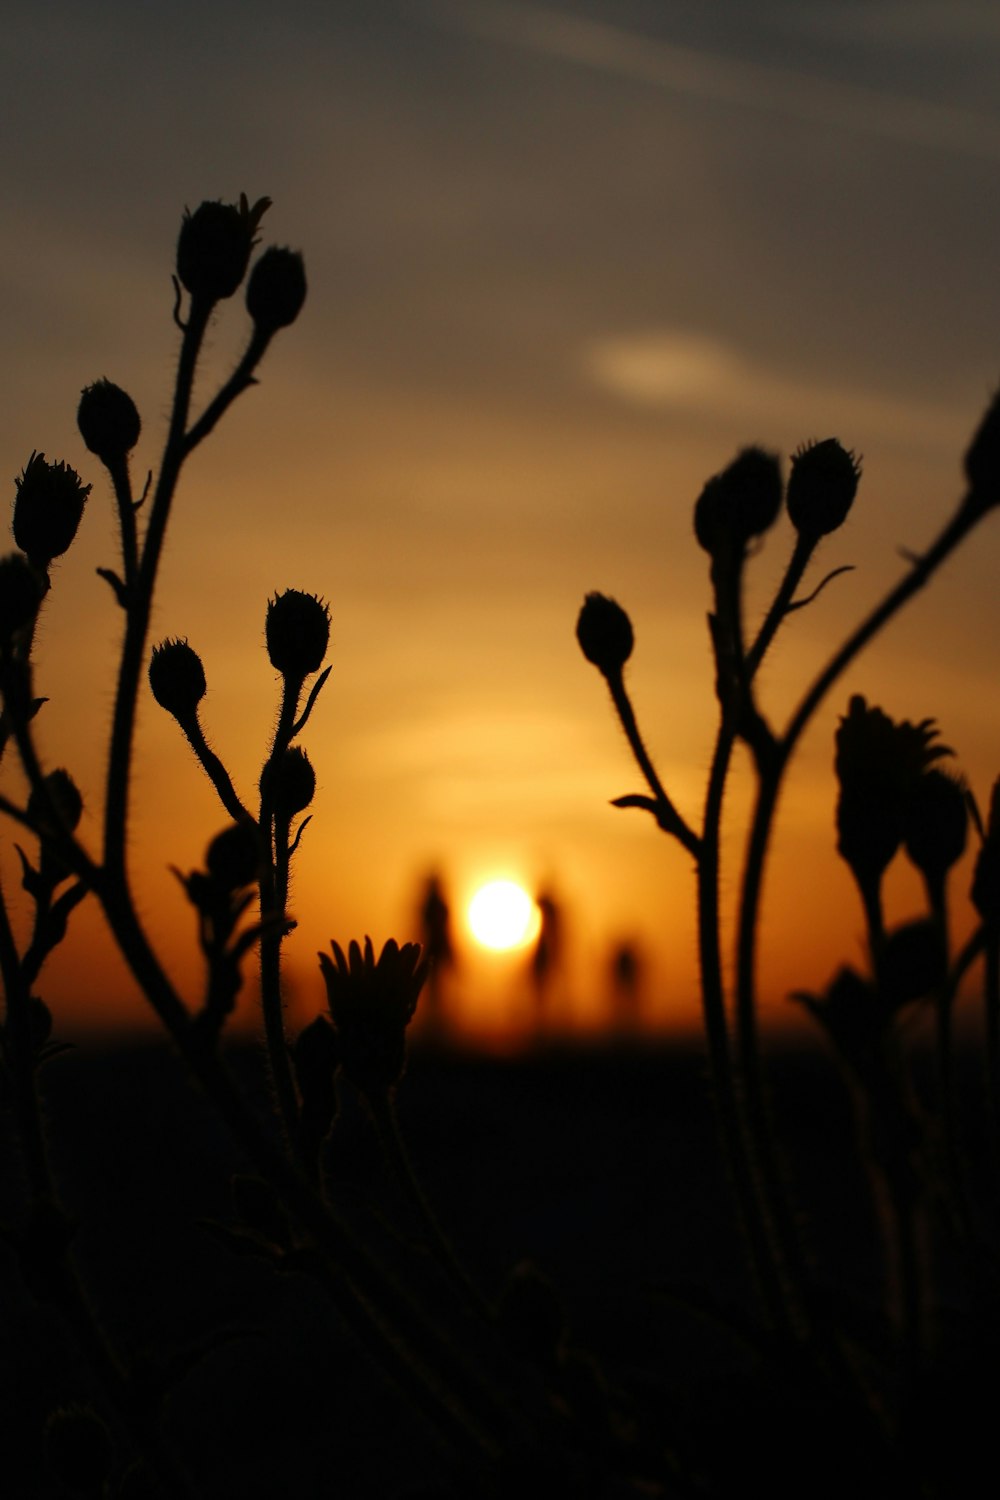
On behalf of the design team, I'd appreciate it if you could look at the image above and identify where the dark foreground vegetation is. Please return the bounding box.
[3,195,1000,1496]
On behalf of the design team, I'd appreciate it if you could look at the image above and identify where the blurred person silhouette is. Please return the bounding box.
[609,939,644,1036]
[529,886,564,1036]
[417,870,455,1042]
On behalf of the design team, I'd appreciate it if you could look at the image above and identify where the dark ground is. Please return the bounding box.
[1,1036,993,1497]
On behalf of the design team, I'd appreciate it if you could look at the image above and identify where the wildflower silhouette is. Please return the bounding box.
[319,935,428,1100]
[579,404,1000,1489]
[3,190,1000,1497]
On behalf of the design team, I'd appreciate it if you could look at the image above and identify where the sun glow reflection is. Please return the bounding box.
[467,880,540,952]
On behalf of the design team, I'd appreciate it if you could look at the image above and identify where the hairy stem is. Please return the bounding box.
[103,296,211,883]
[372,1091,493,1321]
[606,667,700,858]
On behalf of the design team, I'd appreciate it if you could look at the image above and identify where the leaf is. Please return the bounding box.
[96,567,128,608]
[14,844,44,899]
[786,565,855,613]
[610,794,662,818]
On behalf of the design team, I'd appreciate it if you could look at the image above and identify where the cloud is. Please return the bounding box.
[581,328,971,450]
[423,0,1000,160]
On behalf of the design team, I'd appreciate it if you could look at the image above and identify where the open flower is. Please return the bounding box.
[318,936,428,1096]
[835,695,952,889]
[13,452,90,568]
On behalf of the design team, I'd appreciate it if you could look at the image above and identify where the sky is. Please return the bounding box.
[3,0,1000,1043]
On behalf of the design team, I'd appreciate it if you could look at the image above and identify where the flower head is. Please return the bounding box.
[205,820,259,893]
[266,589,330,680]
[176,194,271,304]
[77,380,141,467]
[319,936,428,1095]
[28,768,83,839]
[261,745,315,819]
[834,695,952,887]
[786,438,860,539]
[13,452,90,568]
[694,446,782,556]
[247,247,307,332]
[149,638,207,720]
[575,592,633,677]
[902,767,968,887]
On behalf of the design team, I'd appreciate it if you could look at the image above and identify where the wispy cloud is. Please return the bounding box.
[582,328,972,450]
[424,0,1000,159]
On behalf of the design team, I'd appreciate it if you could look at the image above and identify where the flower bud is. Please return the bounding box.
[149,638,206,719]
[13,452,90,568]
[206,820,259,892]
[0,552,44,638]
[575,592,633,676]
[262,746,315,818]
[786,438,860,539]
[28,769,83,838]
[77,379,141,466]
[265,589,330,680]
[176,197,263,303]
[247,247,307,332]
[903,768,968,885]
[694,447,782,555]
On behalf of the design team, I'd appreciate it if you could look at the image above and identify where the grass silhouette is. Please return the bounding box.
[2,195,1000,1497]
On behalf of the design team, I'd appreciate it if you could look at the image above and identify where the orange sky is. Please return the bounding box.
[3,1,1000,1044]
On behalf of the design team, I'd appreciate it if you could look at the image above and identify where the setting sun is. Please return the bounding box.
[467,880,540,952]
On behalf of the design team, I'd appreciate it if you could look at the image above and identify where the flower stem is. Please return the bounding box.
[257,676,305,1155]
[103,296,211,883]
[372,1091,494,1321]
[606,667,700,858]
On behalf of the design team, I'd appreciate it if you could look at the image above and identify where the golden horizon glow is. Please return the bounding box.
[467,880,541,952]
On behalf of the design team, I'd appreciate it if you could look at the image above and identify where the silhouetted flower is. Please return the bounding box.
[27,769,83,839]
[835,696,951,888]
[26,769,83,885]
[149,638,206,719]
[693,446,782,555]
[319,936,428,1095]
[262,745,315,818]
[576,592,633,676]
[247,247,307,332]
[903,767,968,887]
[205,820,259,893]
[13,452,90,568]
[0,552,43,638]
[793,966,885,1070]
[265,589,330,680]
[786,438,860,539]
[77,379,141,466]
[176,195,270,303]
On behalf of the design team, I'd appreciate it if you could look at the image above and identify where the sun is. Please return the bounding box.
[467,880,540,952]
